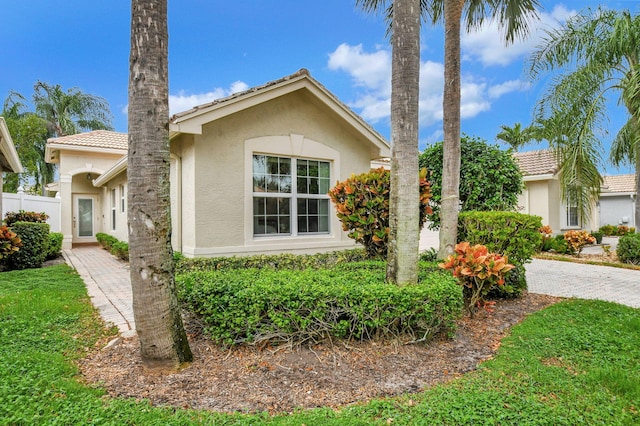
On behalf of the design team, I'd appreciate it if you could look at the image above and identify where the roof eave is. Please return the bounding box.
[93,155,128,187]
[0,117,24,173]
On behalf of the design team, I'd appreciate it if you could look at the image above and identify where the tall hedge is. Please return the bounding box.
[419,135,523,229]
[457,211,542,297]
[8,222,50,270]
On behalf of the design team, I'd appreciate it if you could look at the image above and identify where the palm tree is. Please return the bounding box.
[528,7,640,229]
[32,81,113,137]
[128,0,193,367]
[496,122,536,151]
[357,0,422,284]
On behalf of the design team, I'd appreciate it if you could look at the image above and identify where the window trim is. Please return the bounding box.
[244,134,341,246]
[110,188,117,231]
[119,184,125,213]
[252,155,331,237]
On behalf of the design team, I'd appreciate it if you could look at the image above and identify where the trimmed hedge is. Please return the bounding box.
[45,232,63,260]
[96,233,129,261]
[617,233,640,265]
[175,249,370,275]
[8,222,50,270]
[458,211,542,297]
[178,261,462,346]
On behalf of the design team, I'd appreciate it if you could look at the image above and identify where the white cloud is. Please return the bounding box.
[461,4,577,67]
[488,79,531,98]
[120,81,250,116]
[328,43,520,127]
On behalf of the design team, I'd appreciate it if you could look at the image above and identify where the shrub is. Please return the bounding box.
[599,224,616,236]
[419,135,523,229]
[7,222,50,270]
[177,261,462,346]
[549,235,571,254]
[457,211,542,297]
[4,210,48,226]
[617,225,630,236]
[0,226,22,264]
[45,233,63,260]
[563,230,595,256]
[439,242,514,316]
[96,233,129,261]
[328,167,432,259]
[176,249,369,275]
[591,231,604,244]
[539,225,553,252]
[617,233,640,265]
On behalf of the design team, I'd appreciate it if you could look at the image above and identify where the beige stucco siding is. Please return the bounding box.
[177,91,371,257]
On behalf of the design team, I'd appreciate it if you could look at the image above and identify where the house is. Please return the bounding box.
[513,149,598,232]
[0,117,24,216]
[599,174,637,229]
[45,69,391,256]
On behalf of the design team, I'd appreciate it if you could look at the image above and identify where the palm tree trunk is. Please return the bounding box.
[386,0,421,284]
[438,0,463,259]
[128,0,192,367]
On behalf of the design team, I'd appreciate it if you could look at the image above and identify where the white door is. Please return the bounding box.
[73,195,97,244]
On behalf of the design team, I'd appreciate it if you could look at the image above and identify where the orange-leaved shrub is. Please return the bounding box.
[0,225,22,260]
[439,242,514,316]
[328,167,432,259]
[563,230,595,256]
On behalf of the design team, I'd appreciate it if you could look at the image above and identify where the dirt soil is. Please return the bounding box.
[79,293,561,414]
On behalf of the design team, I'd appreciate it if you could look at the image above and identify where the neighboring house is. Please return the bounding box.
[0,117,24,216]
[513,149,598,232]
[599,174,637,229]
[46,69,391,256]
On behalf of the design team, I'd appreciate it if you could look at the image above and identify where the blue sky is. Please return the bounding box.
[1,0,638,174]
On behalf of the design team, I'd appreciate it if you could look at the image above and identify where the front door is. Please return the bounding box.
[73,195,97,244]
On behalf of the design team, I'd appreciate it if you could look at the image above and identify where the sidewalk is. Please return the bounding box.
[63,246,136,337]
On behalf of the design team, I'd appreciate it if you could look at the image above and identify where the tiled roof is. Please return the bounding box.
[47,130,128,150]
[602,174,636,193]
[513,149,559,176]
[170,69,312,121]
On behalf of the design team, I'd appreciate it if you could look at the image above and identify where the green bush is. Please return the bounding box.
[550,235,571,254]
[591,231,604,244]
[599,224,617,236]
[178,261,462,346]
[457,211,542,297]
[419,135,523,229]
[617,233,640,265]
[7,222,50,270]
[176,249,369,275]
[45,232,63,260]
[328,167,432,259]
[4,210,49,226]
[96,233,128,261]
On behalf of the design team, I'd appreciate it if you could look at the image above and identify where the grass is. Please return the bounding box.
[1,265,639,425]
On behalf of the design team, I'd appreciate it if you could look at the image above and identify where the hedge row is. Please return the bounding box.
[96,233,129,260]
[178,261,462,346]
[6,222,50,270]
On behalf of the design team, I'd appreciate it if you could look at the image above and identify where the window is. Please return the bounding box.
[252,154,330,236]
[119,184,125,213]
[110,188,117,230]
[566,204,579,227]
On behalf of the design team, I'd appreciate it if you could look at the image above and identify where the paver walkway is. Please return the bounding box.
[63,245,639,337]
[63,246,136,337]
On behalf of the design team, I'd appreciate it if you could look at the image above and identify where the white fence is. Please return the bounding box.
[2,189,61,232]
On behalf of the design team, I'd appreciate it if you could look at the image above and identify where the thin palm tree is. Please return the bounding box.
[496,122,536,151]
[528,7,640,228]
[128,0,193,367]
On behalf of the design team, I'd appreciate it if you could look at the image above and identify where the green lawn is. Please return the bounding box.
[1,264,638,425]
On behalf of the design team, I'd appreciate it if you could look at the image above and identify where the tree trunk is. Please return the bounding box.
[438,0,464,259]
[387,0,421,284]
[128,0,193,367]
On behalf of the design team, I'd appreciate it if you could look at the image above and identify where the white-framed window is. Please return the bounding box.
[119,184,125,213]
[110,188,117,230]
[565,196,579,228]
[252,154,330,236]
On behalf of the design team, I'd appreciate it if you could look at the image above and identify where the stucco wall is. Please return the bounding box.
[98,172,128,242]
[600,195,636,228]
[173,91,372,257]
